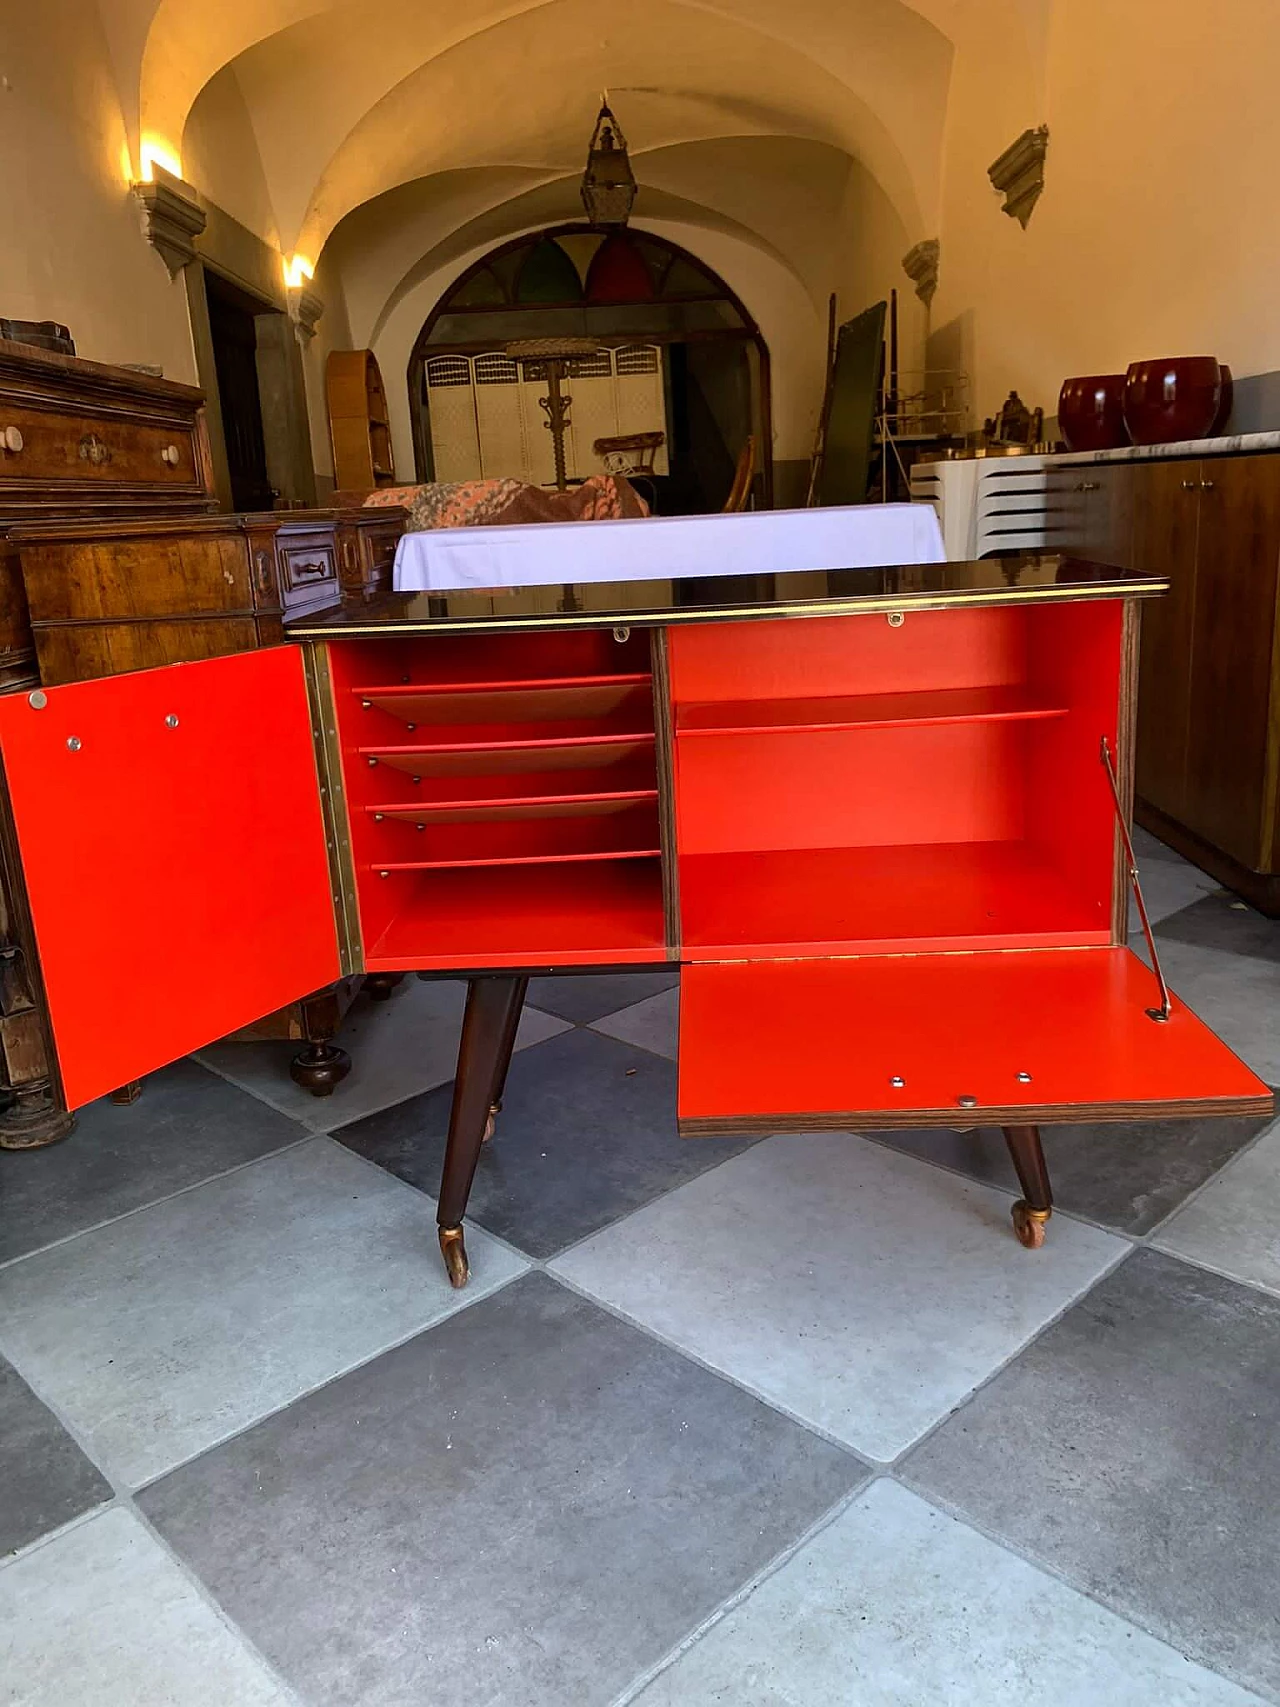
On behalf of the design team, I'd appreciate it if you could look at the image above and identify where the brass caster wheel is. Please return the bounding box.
[438,1225,470,1289]
[1011,1200,1051,1250]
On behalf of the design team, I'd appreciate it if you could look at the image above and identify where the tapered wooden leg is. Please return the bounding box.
[363,972,405,1003]
[438,976,527,1287]
[483,975,527,1143]
[1003,1124,1053,1249]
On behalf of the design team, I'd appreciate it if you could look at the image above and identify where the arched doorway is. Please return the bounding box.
[407,226,772,512]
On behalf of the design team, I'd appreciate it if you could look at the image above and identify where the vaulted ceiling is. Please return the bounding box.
[101,0,1049,338]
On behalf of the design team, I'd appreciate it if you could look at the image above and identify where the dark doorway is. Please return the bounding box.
[204,272,274,511]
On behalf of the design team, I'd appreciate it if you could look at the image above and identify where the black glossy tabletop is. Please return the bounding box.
[287,553,1167,638]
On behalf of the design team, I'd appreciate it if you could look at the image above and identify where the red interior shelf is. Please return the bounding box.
[365,789,659,824]
[364,733,656,777]
[355,675,652,725]
[675,684,1069,737]
[679,841,1111,957]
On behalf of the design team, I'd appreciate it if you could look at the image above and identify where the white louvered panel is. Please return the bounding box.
[614,345,669,474]
[425,357,482,482]
[566,371,619,479]
[474,354,530,482]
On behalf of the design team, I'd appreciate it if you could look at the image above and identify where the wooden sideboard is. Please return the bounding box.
[1049,451,1280,914]
[0,339,407,1145]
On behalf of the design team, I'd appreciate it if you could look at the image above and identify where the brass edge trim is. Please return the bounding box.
[302,641,364,977]
[649,627,682,961]
[286,581,1171,640]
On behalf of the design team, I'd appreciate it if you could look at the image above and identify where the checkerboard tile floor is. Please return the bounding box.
[3,832,1279,1706]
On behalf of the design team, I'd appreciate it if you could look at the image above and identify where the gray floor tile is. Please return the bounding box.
[553,1136,1124,1461]
[197,977,569,1132]
[1129,856,1219,928]
[528,968,680,1023]
[0,1507,292,1706]
[0,1138,526,1487]
[906,1249,1280,1700]
[1157,891,1280,964]
[1156,1118,1280,1296]
[591,985,679,1059]
[140,1273,863,1707]
[336,1026,754,1260]
[1133,825,1192,866]
[874,1113,1271,1235]
[634,1479,1265,1707]
[0,1354,110,1557]
[1133,936,1280,1083]
[0,1060,307,1266]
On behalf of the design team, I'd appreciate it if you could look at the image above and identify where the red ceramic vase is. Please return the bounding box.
[1058,374,1129,451]
[1123,357,1222,445]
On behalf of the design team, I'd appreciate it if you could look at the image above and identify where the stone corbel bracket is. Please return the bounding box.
[288,287,325,346]
[902,238,940,306]
[131,167,206,277]
[988,126,1049,228]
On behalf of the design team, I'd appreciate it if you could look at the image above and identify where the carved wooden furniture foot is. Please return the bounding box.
[109,1080,143,1105]
[1003,1123,1053,1248]
[0,1081,75,1149]
[363,972,405,1002]
[436,975,528,1287]
[289,1041,352,1097]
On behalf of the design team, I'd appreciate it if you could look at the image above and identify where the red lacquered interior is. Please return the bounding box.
[327,629,668,968]
[679,950,1272,1130]
[668,604,1123,957]
[0,649,340,1108]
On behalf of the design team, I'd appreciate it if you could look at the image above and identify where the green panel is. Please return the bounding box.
[448,267,505,307]
[515,239,584,304]
[815,302,886,508]
[661,257,721,299]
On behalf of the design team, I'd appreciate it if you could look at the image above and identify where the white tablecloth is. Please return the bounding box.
[392,503,945,592]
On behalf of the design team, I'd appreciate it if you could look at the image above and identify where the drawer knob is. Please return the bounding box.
[1200,478,1215,490]
[160,443,181,466]
[1,425,23,454]
[78,433,112,466]
[1181,479,1198,489]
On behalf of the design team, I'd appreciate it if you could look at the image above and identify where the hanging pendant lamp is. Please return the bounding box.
[580,99,637,228]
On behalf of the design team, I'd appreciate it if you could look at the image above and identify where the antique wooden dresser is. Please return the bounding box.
[0,339,405,1143]
[0,553,1267,1278]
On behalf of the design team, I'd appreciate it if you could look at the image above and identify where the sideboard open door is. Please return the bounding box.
[678,948,1272,1135]
[0,647,344,1108]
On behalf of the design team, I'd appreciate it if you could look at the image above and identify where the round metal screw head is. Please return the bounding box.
[890,1075,906,1088]
[66,736,81,751]
[1016,1071,1032,1083]
[27,690,46,710]
[957,1094,978,1109]
[164,714,179,728]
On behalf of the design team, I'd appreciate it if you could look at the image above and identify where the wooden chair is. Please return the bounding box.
[723,435,756,512]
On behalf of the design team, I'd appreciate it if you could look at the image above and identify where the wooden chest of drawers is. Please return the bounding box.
[11,507,405,685]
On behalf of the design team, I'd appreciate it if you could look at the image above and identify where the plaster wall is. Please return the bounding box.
[0,0,196,381]
[932,0,1280,426]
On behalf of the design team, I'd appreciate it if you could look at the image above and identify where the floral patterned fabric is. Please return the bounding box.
[362,475,648,531]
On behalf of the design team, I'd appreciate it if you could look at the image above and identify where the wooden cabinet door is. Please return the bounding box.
[678,950,1271,1134]
[0,647,342,1107]
[1085,463,1136,566]
[1183,457,1280,869]
[1133,459,1202,820]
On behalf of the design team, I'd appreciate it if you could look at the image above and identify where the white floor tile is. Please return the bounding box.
[590,986,679,1060]
[197,979,569,1132]
[0,1507,292,1706]
[634,1480,1265,1706]
[1133,936,1280,1083]
[552,1137,1123,1461]
[0,1139,526,1486]
[1155,1119,1280,1296]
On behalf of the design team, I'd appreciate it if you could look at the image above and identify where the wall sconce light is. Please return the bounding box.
[139,139,183,183]
[284,255,315,290]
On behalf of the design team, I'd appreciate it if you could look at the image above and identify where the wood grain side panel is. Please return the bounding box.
[681,1092,1275,1136]
[1133,460,1201,822]
[1184,457,1280,869]
[32,617,261,687]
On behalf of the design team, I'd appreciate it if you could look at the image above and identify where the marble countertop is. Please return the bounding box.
[1052,430,1280,466]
